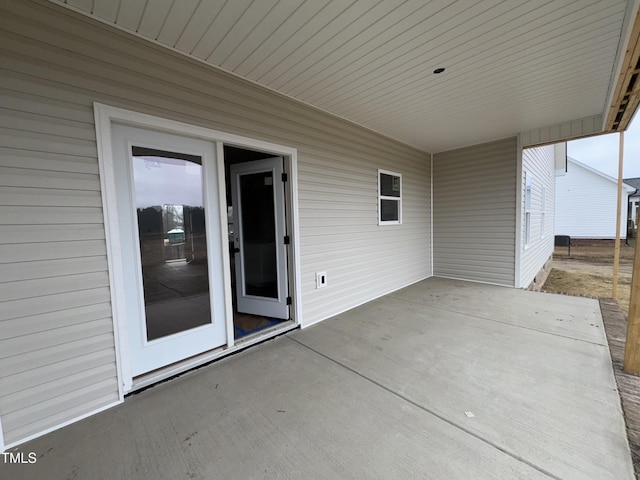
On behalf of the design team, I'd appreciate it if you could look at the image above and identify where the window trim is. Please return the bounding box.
[524,172,532,248]
[540,185,546,239]
[378,169,402,225]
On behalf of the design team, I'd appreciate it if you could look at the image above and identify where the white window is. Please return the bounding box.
[378,169,402,225]
[524,173,532,248]
[540,186,546,239]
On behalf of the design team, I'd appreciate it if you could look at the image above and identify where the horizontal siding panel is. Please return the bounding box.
[0,146,99,174]
[0,69,100,113]
[432,223,516,232]
[0,107,95,141]
[0,224,105,244]
[0,240,107,263]
[0,187,101,207]
[0,271,109,301]
[301,230,431,248]
[433,240,517,250]
[0,287,111,322]
[300,154,430,177]
[0,127,96,157]
[299,227,428,243]
[0,166,100,190]
[430,262,512,276]
[1,256,107,282]
[1,333,114,377]
[302,243,431,264]
[0,348,115,396]
[0,303,112,340]
[3,378,119,444]
[434,138,517,286]
[434,255,517,267]
[0,363,115,416]
[0,206,103,225]
[0,318,113,358]
[0,87,95,124]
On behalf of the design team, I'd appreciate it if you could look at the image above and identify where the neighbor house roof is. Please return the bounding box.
[568,157,636,192]
[624,177,640,195]
[50,0,640,153]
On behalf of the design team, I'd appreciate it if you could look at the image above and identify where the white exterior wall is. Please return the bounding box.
[519,145,556,288]
[555,158,633,239]
[433,138,517,287]
[0,1,431,447]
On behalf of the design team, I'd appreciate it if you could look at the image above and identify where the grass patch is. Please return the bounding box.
[553,243,636,264]
[542,268,631,314]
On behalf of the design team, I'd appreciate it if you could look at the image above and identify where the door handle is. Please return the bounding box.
[234,247,240,253]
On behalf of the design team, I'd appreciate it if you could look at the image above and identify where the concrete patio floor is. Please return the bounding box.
[0,278,633,479]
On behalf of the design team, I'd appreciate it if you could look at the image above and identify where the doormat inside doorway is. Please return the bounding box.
[234,313,280,338]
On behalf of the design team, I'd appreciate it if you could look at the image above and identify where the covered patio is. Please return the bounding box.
[0,278,631,479]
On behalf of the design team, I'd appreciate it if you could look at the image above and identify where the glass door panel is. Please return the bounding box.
[239,171,278,299]
[131,147,212,341]
[230,157,289,319]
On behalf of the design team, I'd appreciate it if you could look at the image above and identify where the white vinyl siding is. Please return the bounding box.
[433,138,517,286]
[555,158,633,239]
[519,145,555,288]
[0,0,431,445]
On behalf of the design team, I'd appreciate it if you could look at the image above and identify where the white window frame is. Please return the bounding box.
[524,172,532,248]
[378,169,402,225]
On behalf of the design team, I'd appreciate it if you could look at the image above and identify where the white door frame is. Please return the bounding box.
[94,103,302,396]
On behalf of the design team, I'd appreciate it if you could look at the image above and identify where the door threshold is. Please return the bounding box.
[129,321,298,393]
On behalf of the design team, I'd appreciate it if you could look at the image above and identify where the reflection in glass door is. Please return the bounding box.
[131,147,212,341]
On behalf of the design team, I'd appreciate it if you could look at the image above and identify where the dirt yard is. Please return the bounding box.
[542,241,635,315]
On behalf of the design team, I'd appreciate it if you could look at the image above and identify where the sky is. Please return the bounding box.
[132,156,204,208]
[567,113,640,180]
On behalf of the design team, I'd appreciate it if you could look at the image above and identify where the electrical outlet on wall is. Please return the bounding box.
[316,272,327,289]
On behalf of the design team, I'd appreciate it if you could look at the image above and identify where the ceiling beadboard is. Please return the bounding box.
[53,0,631,152]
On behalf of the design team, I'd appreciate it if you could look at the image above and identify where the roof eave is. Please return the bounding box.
[604,1,640,132]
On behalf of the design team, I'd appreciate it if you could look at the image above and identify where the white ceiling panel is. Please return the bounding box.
[190,0,254,59]
[219,1,306,71]
[91,0,118,22]
[136,0,173,39]
[156,0,200,47]
[54,0,636,152]
[208,0,280,65]
[115,0,146,31]
[66,0,93,12]
[233,0,333,77]
[173,1,226,53]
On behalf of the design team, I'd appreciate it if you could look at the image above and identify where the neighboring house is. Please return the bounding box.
[0,0,638,451]
[555,157,634,241]
[623,177,640,228]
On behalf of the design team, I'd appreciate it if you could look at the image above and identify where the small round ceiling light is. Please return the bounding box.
[433,67,445,74]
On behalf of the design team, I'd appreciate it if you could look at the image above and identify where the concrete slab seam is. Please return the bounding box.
[287,336,562,480]
[387,295,608,347]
